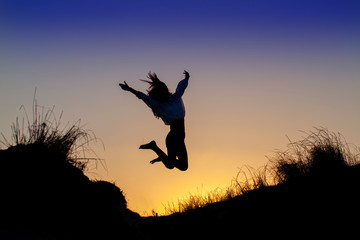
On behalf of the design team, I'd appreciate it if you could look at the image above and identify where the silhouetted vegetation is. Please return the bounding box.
[0,103,98,171]
[163,165,269,214]
[162,128,360,216]
[143,128,360,239]
[271,128,359,184]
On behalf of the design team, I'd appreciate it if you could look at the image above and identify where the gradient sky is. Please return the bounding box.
[1,0,360,215]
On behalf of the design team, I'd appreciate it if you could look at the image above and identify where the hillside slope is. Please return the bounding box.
[140,129,360,239]
[141,163,360,239]
[0,142,142,239]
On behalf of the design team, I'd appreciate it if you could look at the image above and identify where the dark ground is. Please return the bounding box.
[140,167,360,239]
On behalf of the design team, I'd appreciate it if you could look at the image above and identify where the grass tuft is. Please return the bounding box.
[163,166,270,215]
[0,98,103,172]
[270,127,359,184]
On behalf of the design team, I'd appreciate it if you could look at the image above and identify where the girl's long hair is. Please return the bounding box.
[141,72,172,118]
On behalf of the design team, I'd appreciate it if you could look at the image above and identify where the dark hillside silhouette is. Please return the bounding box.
[0,106,143,239]
[0,143,142,239]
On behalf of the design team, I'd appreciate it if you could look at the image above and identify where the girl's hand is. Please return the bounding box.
[119,81,130,91]
[183,70,190,79]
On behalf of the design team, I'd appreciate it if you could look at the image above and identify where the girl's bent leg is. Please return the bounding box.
[150,157,161,164]
[166,132,188,171]
[140,140,175,169]
[139,141,156,150]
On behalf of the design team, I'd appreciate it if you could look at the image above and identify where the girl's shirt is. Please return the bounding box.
[137,78,188,125]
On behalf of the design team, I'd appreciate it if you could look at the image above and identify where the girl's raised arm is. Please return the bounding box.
[173,71,190,99]
[119,81,140,97]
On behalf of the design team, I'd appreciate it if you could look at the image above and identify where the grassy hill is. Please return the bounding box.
[1,106,359,239]
[140,128,360,239]
[0,109,142,239]
[141,166,360,239]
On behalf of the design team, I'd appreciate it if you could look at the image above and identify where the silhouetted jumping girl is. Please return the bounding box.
[119,71,190,171]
